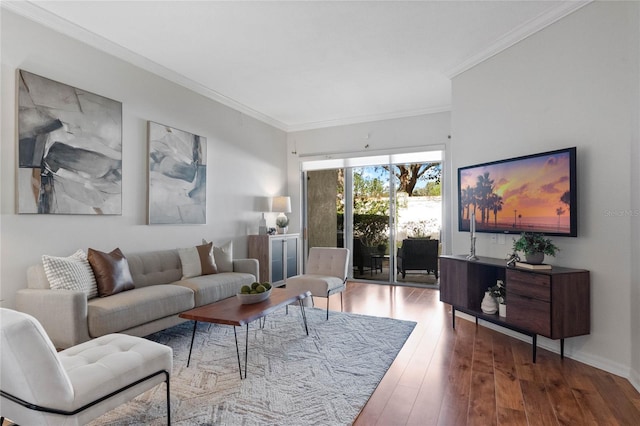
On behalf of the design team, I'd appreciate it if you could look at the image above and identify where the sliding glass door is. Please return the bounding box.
[352,165,393,282]
[303,151,442,286]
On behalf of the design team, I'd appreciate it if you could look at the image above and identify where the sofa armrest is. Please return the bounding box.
[15,289,91,349]
[233,258,259,281]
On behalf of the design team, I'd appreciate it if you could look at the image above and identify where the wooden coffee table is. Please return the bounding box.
[179,287,312,379]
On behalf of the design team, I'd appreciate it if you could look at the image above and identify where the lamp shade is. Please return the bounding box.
[272,196,291,213]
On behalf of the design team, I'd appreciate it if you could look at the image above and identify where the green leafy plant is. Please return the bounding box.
[488,280,506,304]
[276,216,289,228]
[403,219,439,239]
[512,232,559,256]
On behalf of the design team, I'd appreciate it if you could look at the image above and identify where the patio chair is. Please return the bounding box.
[397,238,439,279]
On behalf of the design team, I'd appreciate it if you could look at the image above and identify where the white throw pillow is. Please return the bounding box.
[202,239,234,273]
[42,250,98,299]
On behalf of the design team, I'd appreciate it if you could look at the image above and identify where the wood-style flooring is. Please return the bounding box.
[314,281,640,426]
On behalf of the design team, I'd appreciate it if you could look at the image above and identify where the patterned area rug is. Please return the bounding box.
[89,306,416,425]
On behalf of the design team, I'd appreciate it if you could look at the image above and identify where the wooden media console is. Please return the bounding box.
[439,255,590,362]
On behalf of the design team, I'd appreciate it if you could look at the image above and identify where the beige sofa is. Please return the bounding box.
[16,248,258,349]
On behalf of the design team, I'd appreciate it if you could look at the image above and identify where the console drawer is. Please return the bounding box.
[508,293,551,336]
[507,270,550,302]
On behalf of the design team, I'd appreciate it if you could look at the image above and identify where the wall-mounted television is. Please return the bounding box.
[458,147,577,237]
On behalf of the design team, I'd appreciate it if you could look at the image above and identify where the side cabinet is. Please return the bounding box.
[248,234,300,286]
[439,254,590,361]
[439,257,468,307]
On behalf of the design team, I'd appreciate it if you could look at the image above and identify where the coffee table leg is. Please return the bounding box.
[298,299,309,335]
[233,326,243,379]
[244,323,249,379]
[187,320,198,367]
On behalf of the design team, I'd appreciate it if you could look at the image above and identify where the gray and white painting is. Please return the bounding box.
[148,122,207,224]
[18,70,122,215]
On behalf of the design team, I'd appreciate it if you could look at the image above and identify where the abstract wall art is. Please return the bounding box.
[147,121,207,224]
[17,70,123,215]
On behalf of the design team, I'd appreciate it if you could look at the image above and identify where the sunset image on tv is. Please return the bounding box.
[459,150,574,235]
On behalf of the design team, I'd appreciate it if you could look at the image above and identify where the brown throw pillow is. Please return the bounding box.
[88,247,135,297]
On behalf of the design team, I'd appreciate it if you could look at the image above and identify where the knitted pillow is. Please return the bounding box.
[42,249,98,299]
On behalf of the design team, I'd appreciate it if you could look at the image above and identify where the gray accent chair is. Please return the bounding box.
[286,247,350,319]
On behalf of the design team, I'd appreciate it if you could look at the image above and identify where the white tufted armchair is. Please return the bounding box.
[286,247,350,319]
[0,308,173,425]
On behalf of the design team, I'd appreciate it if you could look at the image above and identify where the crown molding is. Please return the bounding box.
[287,105,452,133]
[446,0,593,79]
[2,1,290,131]
[3,1,590,133]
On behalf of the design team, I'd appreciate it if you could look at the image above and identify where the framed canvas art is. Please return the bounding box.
[17,70,123,214]
[147,121,207,224]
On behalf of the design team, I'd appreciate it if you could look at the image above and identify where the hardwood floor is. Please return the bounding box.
[316,281,640,426]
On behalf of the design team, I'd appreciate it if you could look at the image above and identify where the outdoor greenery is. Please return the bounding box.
[353,172,388,215]
[336,163,442,215]
[335,163,442,252]
[403,219,439,238]
[383,163,441,197]
[337,213,389,248]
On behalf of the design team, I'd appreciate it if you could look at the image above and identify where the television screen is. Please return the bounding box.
[458,147,577,237]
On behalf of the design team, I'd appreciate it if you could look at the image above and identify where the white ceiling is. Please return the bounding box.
[6,1,589,131]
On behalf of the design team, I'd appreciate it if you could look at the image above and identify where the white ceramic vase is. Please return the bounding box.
[481,291,498,314]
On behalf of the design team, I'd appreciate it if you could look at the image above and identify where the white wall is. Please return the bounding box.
[451,1,639,380]
[0,11,287,308]
[631,3,640,392]
[286,112,451,240]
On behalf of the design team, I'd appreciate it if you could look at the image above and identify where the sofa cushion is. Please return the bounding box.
[42,250,98,299]
[126,250,182,288]
[58,333,172,415]
[87,285,194,337]
[176,272,255,306]
[88,248,135,297]
[178,242,217,278]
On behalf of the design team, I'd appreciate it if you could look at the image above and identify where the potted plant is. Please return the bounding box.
[276,216,289,234]
[512,232,559,264]
[489,280,506,317]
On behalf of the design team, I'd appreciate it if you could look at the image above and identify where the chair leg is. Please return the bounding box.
[165,372,171,425]
[326,294,330,320]
[340,292,344,312]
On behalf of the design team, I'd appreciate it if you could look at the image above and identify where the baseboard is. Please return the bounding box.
[454,312,635,382]
[630,367,640,393]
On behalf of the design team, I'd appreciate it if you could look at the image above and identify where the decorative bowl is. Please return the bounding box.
[236,288,272,304]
